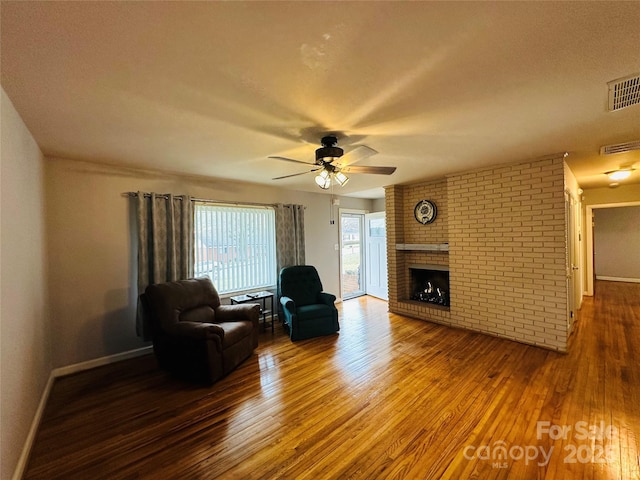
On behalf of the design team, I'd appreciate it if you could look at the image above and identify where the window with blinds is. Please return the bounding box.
[194,204,277,294]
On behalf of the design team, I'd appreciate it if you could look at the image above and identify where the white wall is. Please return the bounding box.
[583,184,640,205]
[1,88,51,480]
[594,206,640,281]
[45,157,373,368]
[371,198,386,212]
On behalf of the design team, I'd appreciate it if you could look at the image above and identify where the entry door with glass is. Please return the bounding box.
[340,212,365,300]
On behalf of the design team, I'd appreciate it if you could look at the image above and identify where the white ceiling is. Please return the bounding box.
[2,1,639,198]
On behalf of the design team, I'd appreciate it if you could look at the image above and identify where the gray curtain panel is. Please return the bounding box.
[136,191,194,339]
[275,203,306,273]
[275,203,305,316]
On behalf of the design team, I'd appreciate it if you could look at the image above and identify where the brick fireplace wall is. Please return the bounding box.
[386,179,452,324]
[386,157,568,351]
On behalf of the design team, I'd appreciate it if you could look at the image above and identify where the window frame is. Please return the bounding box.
[193,202,277,295]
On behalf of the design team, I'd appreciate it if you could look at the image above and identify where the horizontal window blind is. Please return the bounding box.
[194,204,276,294]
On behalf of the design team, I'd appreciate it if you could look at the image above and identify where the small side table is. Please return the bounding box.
[230,291,275,333]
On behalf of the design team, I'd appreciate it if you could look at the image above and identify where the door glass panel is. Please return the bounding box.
[341,213,365,299]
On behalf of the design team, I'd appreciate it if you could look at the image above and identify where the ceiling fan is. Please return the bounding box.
[269,135,397,189]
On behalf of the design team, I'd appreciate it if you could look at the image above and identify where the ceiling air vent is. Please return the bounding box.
[607,73,640,111]
[599,140,640,155]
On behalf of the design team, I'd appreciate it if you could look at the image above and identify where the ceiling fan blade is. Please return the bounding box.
[337,145,378,167]
[272,169,319,180]
[340,165,397,175]
[268,156,317,166]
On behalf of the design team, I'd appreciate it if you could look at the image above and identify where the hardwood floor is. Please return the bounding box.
[24,281,640,479]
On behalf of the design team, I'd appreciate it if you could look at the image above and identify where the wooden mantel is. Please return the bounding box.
[395,243,449,252]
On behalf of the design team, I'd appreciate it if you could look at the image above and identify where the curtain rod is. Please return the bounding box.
[123,192,303,209]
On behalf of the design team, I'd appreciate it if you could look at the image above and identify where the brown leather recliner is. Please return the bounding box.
[141,277,260,384]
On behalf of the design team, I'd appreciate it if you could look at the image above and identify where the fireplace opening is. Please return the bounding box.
[409,265,450,306]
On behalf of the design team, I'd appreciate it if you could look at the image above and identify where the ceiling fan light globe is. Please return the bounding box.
[335,171,349,186]
[315,174,331,189]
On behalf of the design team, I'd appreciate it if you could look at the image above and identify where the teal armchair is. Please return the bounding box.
[278,265,340,341]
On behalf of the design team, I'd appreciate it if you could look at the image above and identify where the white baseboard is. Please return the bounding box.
[53,346,153,378]
[13,346,153,480]
[596,276,640,284]
[12,372,55,480]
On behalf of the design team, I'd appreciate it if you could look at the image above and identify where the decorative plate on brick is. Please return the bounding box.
[414,200,437,224]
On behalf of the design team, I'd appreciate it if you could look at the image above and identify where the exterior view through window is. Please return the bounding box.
[194,204,277,294]
[341,212,365,299]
